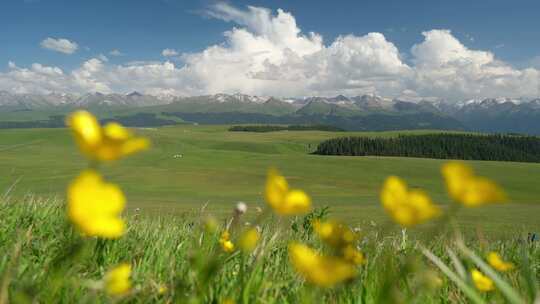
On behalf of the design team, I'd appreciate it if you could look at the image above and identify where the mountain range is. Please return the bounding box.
[1,91,540,134]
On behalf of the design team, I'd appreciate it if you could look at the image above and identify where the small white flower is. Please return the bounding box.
[235,202,247,215]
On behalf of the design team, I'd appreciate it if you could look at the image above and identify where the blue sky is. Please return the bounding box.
[0,0,539,99]
[2,0,539,68]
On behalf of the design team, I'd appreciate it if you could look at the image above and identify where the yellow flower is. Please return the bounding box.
[288,243,356,287]
[157,284,168,295]
[219,231,235,253]
[265,169,311,215]
[487,252,515,272]
[203,216,218,233]
[423,270,443,289]
[380,176,441,227]
[442,162,506,207]
[313,220,358,249]
[221,298,235,304]
[342,245,366,265]
[66,110,149,162]
[471,269,494,292]
[239,228,260,252]
[105,263,132,296]
[221,240,235,252]
[67,170,125,239]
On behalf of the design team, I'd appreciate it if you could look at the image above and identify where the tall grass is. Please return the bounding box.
[1,194,538,303]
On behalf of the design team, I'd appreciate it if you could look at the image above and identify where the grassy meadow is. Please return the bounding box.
[1,125,540,233]
[2,122,540,303]
[1,194,539,303]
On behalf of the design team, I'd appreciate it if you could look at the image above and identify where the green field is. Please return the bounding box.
[1,125,540,233]
[2,125,540,303]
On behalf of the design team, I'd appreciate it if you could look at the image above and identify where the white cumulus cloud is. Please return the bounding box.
[40,37,79,54]
[162,48,179,57]
[410,29,540,100]
[1,4,538,101]
[1,62,69,94]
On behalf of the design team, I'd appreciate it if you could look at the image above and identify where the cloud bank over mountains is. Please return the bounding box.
[1,3,539,101]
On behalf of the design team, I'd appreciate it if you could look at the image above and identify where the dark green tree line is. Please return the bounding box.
[313,134,540,163]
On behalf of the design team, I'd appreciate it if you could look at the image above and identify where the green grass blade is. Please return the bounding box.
[447,247,466,280]
[421,247,486,304]
[457,243,526,304]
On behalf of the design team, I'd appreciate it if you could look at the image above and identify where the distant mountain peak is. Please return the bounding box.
[333,94,349,101]
[1,91,539,117]
[3,91,540,134]
[264,97,285,104]
[127,91,143,97]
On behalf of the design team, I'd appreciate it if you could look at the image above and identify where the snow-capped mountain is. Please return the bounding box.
[208,93,269,104]
[74,92,170,107]
[0,91,171,108]
[453,97,526,109]
[351,94,394,111]
[2,91,540,134]
[2,91,539,114]
[0,91,79,107]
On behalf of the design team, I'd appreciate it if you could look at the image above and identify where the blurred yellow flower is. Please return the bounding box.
[342,245,366,265]
[105,263,132,296]
[288,243,356,287]
[239,228,260,252]
[380,176,441,227]
[219,231,235,253]
[442,162,506,207]
[67,170,125,238]
[203,216,218,233]
[265,169,311,215]
[423,270,443,289]
[157,284,168,295]
[221,241,234,252]
[487,252,515,272]
[221,298,235,304]
[66,110,149,162]
[471,269,494,292]
[313,220,358,249]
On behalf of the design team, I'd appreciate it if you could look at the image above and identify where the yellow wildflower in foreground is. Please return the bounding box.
[67,170,125,238]
[157,285,168,295]
[487,252,515,272]
[288,243,356,287]
[265,169,311,215]
[221,298,235,304]
[442,162,506,207]
[471,269,494,292]
[313,220,358,249]
[219,231,235,253]
[423,270,443,289]
[239,228,260,252]
[380,176,441,227]
[342,245,366,265]
[66,110,149,162]
[204,216,219,233]
[105,263,132,296]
